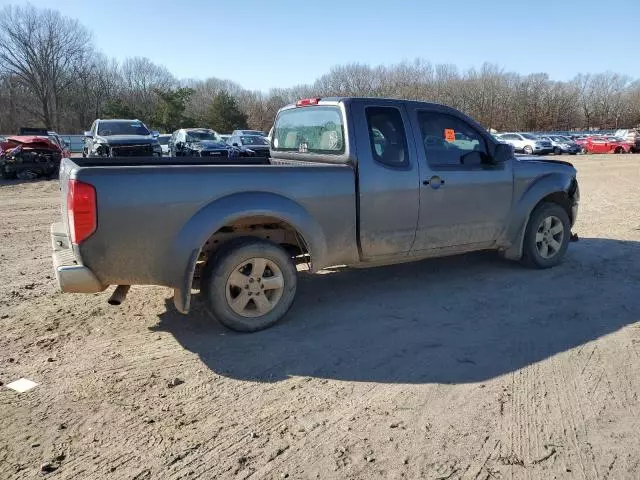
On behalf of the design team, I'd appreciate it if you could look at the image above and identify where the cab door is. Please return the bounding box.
[408,107,513,251]
[350,100,421,259]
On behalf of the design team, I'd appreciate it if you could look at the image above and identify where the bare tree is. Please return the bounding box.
[0,4,93,129]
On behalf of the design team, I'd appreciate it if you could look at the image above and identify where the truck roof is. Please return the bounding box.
[280,96,464,115]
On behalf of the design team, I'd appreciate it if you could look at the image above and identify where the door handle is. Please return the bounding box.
[423,176,444,188]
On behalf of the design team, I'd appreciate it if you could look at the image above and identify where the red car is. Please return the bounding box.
[0,135,63,179]
[584,136,633,154]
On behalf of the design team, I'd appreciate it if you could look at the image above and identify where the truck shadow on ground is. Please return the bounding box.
[153,237,640,384]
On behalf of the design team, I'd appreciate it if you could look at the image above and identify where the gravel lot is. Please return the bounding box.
[1,155,640,479]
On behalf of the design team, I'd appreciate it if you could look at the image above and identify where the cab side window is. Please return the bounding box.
[418,111,488,166]
[365,107,408,168]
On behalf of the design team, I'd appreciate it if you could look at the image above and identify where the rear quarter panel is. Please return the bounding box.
[70,164,357,287]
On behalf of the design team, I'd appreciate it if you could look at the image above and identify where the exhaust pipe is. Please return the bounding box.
[108,285,130,306]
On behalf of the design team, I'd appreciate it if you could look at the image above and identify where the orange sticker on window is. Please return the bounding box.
[444,129,455,142]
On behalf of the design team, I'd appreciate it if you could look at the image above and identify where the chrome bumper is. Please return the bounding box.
[51,223,105,293]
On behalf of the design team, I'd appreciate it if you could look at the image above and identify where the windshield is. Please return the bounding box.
[240,135,268,146]
[186,130,219,142]
[97,121,150,136]
[521,133,538,140]
[273,105,345,154]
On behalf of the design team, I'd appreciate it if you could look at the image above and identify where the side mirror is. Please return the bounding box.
[84,131,93,138]
[151,130,159,138]
[493,142,513,164]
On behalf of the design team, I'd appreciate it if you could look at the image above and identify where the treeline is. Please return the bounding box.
[1,4,640,135]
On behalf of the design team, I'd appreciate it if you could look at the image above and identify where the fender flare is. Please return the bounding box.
[499,173,574,260]
[168,192,328,313]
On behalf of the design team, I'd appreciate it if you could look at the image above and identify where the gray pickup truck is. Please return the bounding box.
[52,97,579,332]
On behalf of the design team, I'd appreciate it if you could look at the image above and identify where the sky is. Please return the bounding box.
[8,0,640,91]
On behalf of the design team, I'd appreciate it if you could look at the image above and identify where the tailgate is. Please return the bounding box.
[57,157,77,237]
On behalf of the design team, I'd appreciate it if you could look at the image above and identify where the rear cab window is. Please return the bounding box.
[272,105,345,154]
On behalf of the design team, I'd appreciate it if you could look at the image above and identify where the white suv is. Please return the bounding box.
[498,133,553,155]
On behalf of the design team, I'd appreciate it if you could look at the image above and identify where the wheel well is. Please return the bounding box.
[539,192,572,223]
[194,216,310,285]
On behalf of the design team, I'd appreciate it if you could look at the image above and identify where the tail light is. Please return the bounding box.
[67,180,96,244]
[295,98,320,107]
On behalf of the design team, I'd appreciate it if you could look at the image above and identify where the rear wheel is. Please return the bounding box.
[523,145,534,155]
[201,237,298,332]
[554,147,562,155]
[521,202,571,269]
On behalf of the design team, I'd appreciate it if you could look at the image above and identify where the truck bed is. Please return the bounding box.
[57,156,359,291]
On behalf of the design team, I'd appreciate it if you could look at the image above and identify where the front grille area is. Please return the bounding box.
[251,148,270,158]
[110,144,153,157]
[200,150,228,158]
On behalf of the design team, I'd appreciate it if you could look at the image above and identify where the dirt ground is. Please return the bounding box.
[1,155,640,480]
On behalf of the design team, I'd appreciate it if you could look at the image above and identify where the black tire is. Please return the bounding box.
[614,147,623,154]
[1,167,17,180]
[523,145,534,155]
[521,202,571,269]
[201,237,298,332]
[581,147,588,154]
[554,147,562,155]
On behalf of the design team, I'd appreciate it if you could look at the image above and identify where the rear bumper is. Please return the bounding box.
[533,147,553,154]
[51,222,105,293]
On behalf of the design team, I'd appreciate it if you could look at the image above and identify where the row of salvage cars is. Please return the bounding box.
[0,129,71,180]
[158,128,270,159]
[494,129,640,156]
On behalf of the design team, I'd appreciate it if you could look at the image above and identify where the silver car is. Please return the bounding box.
[498,133,553,155]
[538,135,580,155]
[157,134,171,156]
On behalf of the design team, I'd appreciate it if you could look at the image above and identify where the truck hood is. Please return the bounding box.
[97,135,155,145]
[514,156,576,180]
[516,156,574,168]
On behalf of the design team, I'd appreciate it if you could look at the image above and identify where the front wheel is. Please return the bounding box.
[201,237,298,332]
[521,202,571,269]
[523,145,534,155]
[554,147,562,155]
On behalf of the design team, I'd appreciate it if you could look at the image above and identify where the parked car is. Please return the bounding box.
[83,119,162,158]
[583,136,633,154]
[157,134,171,156]
[47,132,71,158]
[498,133,553,155]
[17,127,71,157]
[168,128,236,158]
[614,129,640,153]
[51,97,579,333]
[538,135,580,155]
[1,135,63,179]
[227,134,270,157]
[232,129,265,137]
